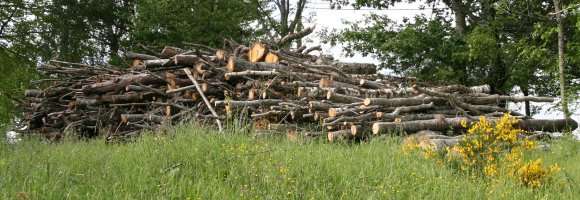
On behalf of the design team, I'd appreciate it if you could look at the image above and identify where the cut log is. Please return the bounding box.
[121,114,165,123]
[434,84,491,94]
[265,52,279,64]
[327,90,363,103]
[327,129,352,142]
[364,97,444,107]
[248,42,268,63]
[215,99,283,108]
[226,58,287,72]
[372,117,578,135]
[144,59,172,68]
[173,55,199,66]
[160,46,184,58]
[359,79,386,89]
[335,62,377,74]
[82,73,164,94]
[309,101,333,112]
[215,49,227,62]
[376,103,435,120]
[319,79,361,90]
[224,70,280,80]
[125,52,159,60]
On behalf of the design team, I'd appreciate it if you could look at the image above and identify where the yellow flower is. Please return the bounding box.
[460,119,468,128]
[484,164,498,177]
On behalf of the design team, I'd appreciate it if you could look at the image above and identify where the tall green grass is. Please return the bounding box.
[0,125,578,199]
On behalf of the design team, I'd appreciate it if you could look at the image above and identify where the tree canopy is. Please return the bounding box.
[324,0,580,115]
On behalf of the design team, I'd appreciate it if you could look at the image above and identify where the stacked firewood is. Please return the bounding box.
[19,28,578,142]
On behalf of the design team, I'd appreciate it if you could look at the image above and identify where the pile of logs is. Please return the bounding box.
[18,28,578,142]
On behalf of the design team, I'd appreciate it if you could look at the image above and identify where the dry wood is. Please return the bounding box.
[160,46,184,58]
[265,52,279,64]
[327,90,363,103]
[126,52,160,60]
[327,129,352,142]
[248,42,268,63]
[183,68,223,132]
[21,37,577,142]
[174,55,199,66]
[224,70,280,80]
[335,62,377,74]
[373,117,578,135]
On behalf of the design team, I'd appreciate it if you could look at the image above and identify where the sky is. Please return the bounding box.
[299,0,580,136]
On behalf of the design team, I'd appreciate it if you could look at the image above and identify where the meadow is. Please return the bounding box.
[1,124,579,199]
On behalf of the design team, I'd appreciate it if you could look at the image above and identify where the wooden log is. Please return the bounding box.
[462,95,555,104]
[334,62,377,74]
[248,42,268,63]
[215,99,283,108]
[359,79,386,89]
[265,52,279,64]
[82,73,164,94]
[314,112,328,121]
[215,49,227,62]
[372,117,578,135]
[173,55,199,66]
[183,68,223,132]
[224,70,280,80]
[144,59,172,68]
[121,114,165,123]
[323,112,375,126]
[297,87,326,98]
[227,58,287,72]
[376,103,435,120]
[25,90,43,97]
[402,130,463,151]
[327,129,352,142]
[125,52,159,60]
[327,90,363,103]
[251,110,283,119]
[434,84,491,94]
[364,96,444,107]
[309,101,333,112]
[350,125,371,137]
[291,81,318,87]
[160,46,184,58]
[319,79,361,90]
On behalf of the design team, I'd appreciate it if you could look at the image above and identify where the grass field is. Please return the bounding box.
[1,124,579,199]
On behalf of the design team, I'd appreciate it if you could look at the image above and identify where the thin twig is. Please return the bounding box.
[183,68,223,132]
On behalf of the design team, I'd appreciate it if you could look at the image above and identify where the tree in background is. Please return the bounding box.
[258,0,310,47]
[324,0,580,116]
[131,0,263,48]
[0,0,269,128]
[553,0,570,118]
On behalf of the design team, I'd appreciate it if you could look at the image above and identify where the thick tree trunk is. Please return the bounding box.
[451,0,467,35]
[554,0,571,118]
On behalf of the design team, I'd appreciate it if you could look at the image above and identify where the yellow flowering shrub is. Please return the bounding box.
[516,159,560,188]
[405,113,561,188]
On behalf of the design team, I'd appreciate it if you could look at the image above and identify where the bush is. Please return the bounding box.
[407,114,561,188]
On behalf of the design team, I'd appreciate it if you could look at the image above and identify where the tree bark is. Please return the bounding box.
[554,0,571,118]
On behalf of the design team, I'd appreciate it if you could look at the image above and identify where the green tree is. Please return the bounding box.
[131,0,263,48]
[326,0,580,115]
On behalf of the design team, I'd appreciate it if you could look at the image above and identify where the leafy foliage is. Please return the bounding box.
[325,0,580,98]
[131,0,263,48]
[405,114,562,188]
